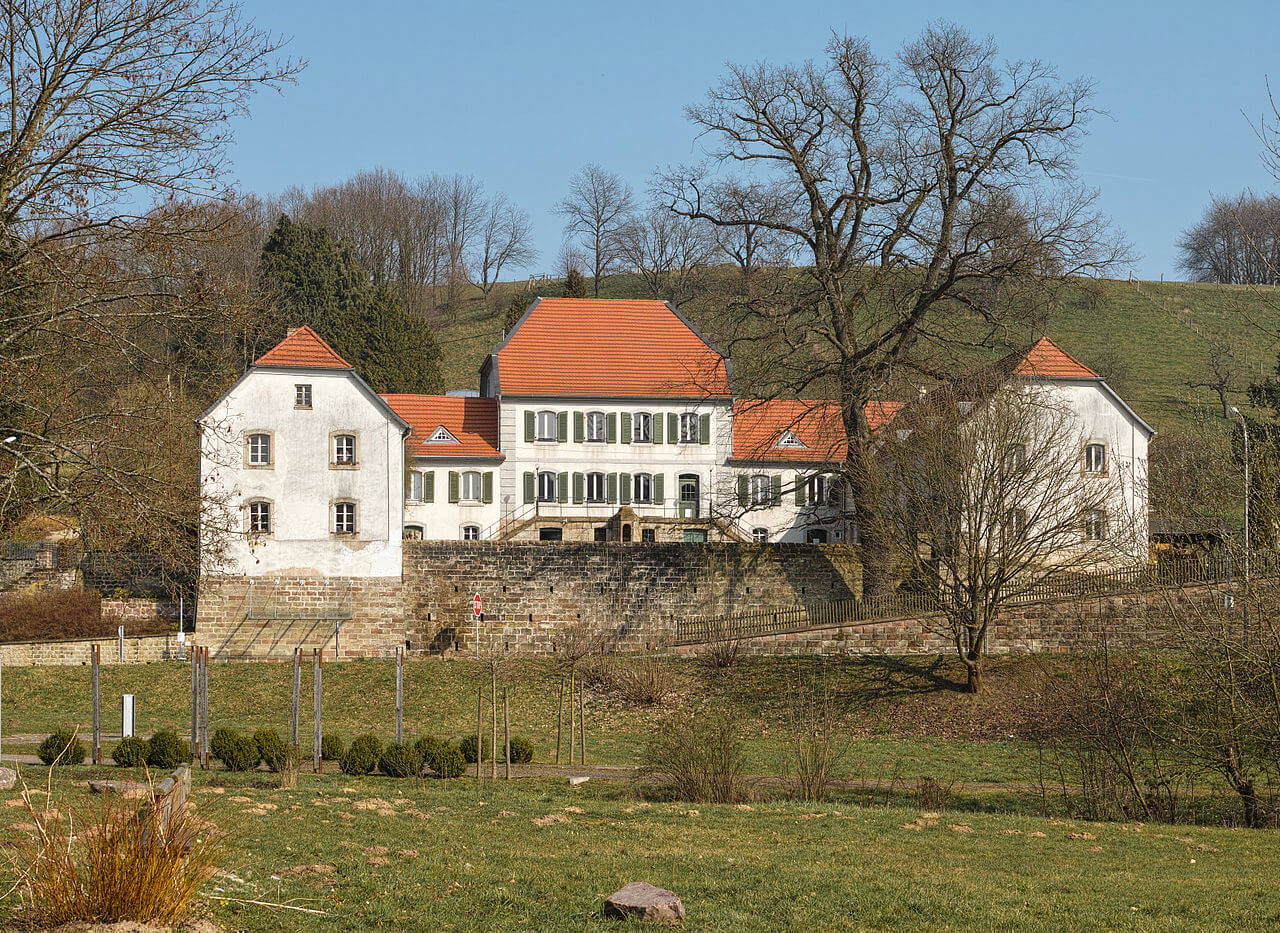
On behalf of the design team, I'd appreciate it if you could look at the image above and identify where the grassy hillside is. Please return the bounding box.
[431,275,1280,436]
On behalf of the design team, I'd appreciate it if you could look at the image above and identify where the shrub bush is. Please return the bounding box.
[379,742,424,778]
[320,733,345,761]
[413,735,443,763]
[111,736,149,768]
[427,743,466,779]
[253,729,290,772]
[146,729,190,769]
[340,734,382,775]
[641,710,748,803]
[610,659,682,706]
[458,733,480,764]
[211,729,258,772]
[38,727,86,766]
[509,735,534,764]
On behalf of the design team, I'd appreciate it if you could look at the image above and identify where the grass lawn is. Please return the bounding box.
[0,656,1055,786]
[3,768,1278,931]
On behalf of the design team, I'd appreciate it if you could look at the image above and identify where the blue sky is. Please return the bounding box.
[231,0,1280,281]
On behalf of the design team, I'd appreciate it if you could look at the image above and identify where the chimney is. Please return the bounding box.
[286,326,300,337]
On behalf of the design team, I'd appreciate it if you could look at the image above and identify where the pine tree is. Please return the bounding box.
[565,269,588,299]
[504,292,532,333]
[257,216,442,394]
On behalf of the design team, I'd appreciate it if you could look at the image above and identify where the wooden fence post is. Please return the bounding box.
[568,669,576,767]
[578,675,586,766]
[555,676,564,765]
[91,644,101,765]
[475,685,483,779]
[395,648,404,744]
[490,663,497,780]
[503,687,511,780]
[200,646,210,769]
[190,645,198,757]
[312,648,322,773]
[291,648,301,747]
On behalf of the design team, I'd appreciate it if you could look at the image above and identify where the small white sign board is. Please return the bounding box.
[121,694,135,738]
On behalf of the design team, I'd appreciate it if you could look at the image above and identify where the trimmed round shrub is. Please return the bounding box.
[321,733,345,761]
[509,735,534,764]
[340,734,382,775]
[253,729,290,772]
[458,733,480,764]
[38,727,86,766]
[111,736,149,768]
[146,729,191,769]
[423,740,465,779]
[379,741,424,778]
[211,728,259,772]
[210,727,239,764]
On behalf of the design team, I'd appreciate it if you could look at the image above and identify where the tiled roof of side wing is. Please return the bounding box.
[998,337,1099,379]
[731,399,904,462]
[495,298,731,397]
[381,395,503,459]
[253,326,353,369]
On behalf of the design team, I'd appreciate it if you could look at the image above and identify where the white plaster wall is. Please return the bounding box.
[718,466,853,543]
[200,368,404,577]
[402,458,502,540]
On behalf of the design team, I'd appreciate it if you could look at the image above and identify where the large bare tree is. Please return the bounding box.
[0,0,300,567]
[477,194,536,299]
[661,25,1125,593]
[556,164,635,297]
[615,205,715,306]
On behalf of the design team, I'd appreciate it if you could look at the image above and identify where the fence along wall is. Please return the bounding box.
[0,632,185,666]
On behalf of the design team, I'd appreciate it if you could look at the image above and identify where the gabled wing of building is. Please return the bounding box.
[382,395,504,460]
[730,399,904,463]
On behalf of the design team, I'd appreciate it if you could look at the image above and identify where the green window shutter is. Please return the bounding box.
[652,412,663,444]
[557,471,569,504]
[795,473,806,507]
[771,474,782,506]
[448,471,460,503]
[482,471,494,504]
[423,471,435,503]
[620,472,632,505]
[653,473,664,504]
[738,475,749,507]
[620,412,631,444]
[557,411,568,443]
[700,413,711,445]
[523,471,534,504]
[667,413,678,444]
[573,411,584,443]
[524,410,535,443]
[607,472,618,504]
[606,412,617,444]
[572,472,585,504]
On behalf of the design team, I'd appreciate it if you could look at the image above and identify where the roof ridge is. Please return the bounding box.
[254,325,352,369]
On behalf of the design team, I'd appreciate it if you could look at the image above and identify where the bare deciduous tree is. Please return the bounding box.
[661,25,1126,594]
[1178,193,1280,285]
[615,206,715,306]
[556,164,635,297]
[477,195,536,299]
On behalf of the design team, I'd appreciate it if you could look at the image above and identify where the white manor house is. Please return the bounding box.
[199,297,1153,578]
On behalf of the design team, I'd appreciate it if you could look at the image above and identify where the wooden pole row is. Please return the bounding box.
[313,648,322,773]
[91,644,101,765]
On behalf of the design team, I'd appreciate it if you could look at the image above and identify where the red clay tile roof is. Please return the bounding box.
[731,399,904,462]
[254,326,353,369]
[998,337,1098,380]
[382,395,503,460]
[494,298,731,398]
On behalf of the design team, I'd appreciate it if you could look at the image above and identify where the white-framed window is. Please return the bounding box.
[1084,443,1107,474]
[295,384,312,409]
[247,500,272,535]
[750,474,771,506]
[641,528,656,543]
[332,433,357,466]
[586,472,606,503]
[247,433,271,466]
[679,412,700,444]
[407,471,424,502]
[752,527,769,544]
[1005,443,1027,473]
[585,410,606,442]
[633,412,652,443]
[1084,508,1108,541]
[806,474,828,506]
[537,471,557,502]
[633,472,653,504]
[461,524,480,541]
[460,470,482,502]
[333,501,357,535]
[536,410,558,442]
[403,525,424,541]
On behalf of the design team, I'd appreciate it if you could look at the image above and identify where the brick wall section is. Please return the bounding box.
[401,542,862,655]
[195,575,406,659]
[0,633,184,666]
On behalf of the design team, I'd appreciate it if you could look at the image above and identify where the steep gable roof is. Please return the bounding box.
[382,395,503,460]
[731,399,904,463]
[491,298,731,398]
[997,337,1099,380]
[254,326,353,370]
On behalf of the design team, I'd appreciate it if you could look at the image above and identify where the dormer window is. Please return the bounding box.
[427,425,459,444]
[295,384,312,409]
[775,430,807,450]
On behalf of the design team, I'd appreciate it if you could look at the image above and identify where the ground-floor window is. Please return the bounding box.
[247,500,272,535]
[404,525,424,541]
[594,526,608,542]
[1084,508,1108,541]
[461,525,480,541]
[333,502,357,535]
[632,472,652,503]
[539,527,563,541]
[537,471,557,502]
[641,528,656,543]
[683,528,708,544]
[752,527,768,544]
[806,528,829,544]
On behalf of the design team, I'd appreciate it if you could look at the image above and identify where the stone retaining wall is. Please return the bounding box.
[101,597,180,623]
[0,632,186,666]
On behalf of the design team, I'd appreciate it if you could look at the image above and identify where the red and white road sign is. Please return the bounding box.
[472,593,483,616]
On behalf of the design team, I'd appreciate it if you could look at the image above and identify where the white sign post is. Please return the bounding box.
[121,694,135,738]
[473,593,482,659]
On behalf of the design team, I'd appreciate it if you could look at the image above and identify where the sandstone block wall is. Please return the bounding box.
[0,633,184,666]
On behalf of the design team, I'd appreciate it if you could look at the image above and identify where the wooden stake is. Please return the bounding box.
[190,645,199,757]
[578,675,585,766]
[568,669,576,767]
[490,662,497,780]
[290,649,301,747]
[91,644,101,765]
[555,676,564,765]
[475,685,483,779]
[503,687,511,780]
[312,649,322,773]
[199,647,210,769]
[395,648,404,744]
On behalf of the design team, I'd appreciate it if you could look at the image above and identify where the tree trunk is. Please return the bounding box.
[965,661,982,694]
